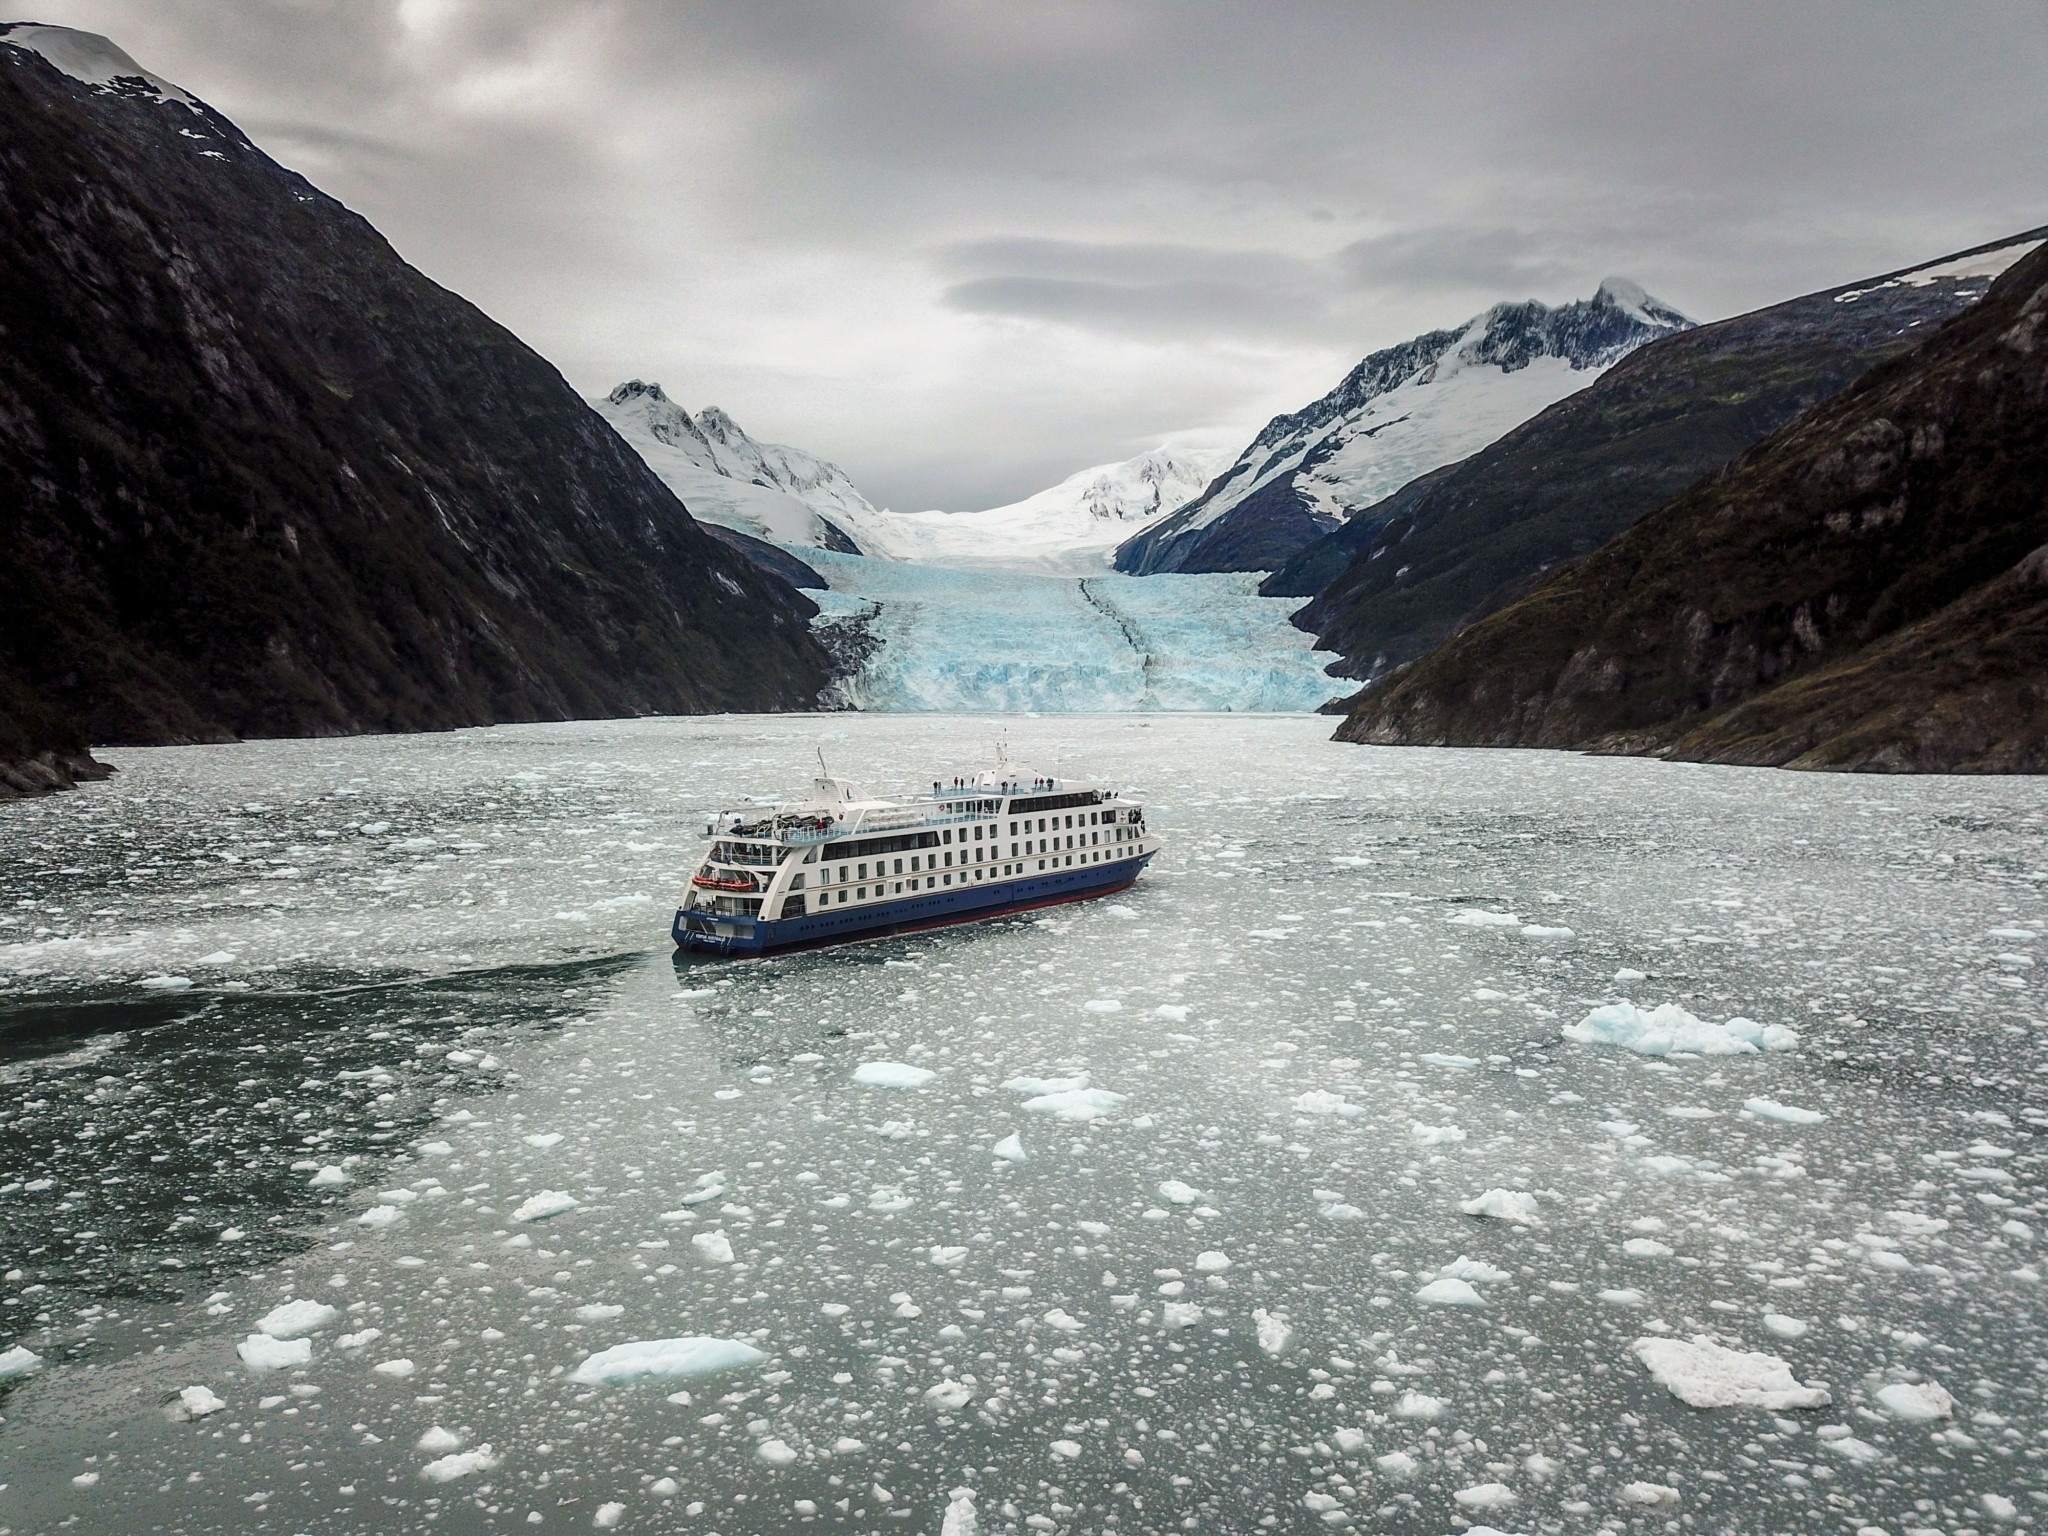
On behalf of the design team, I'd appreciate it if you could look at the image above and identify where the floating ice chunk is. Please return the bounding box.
[992,1133,1027,1162]
[1395,1391,1444,1419]
[924,1379,974,1409]
[197,950,237,965]
[1623,1238,1674,1258]
[421,1445,498,1482]
[1161,1301,1203,1329]
[928,1246,968,1268]
[1082,999,1122,1013]
[138,974,194,990]
[1021,1088,1126,1121]
[1004,1073,1089,1095]
[941,1486,979,1536]
[1984,1493,2020,1520]
[1619,1481,1680,1506]
[1415,1277,1483,1307]
[1333,1427,1366,1453]
[1762,1313,1808,1338]
[416,1140,453,1156]
[1158,1180,1200,1205]
[1564,1001,1798,1056]
[594,1502,626,1529]
[1438,1255,1511,1284]
[1599,1289,1646,1306]
[1193,1250,1231,1273]
[1875,1381,1955,1421]
[308,1165,349,1188]
[0,1345,44,1380]
[257,1299,338,1339]
[1418,1052,1481,1069]
[524,1133,565,1149]
[237,1334,311,1370]
[853,1061,936,1088]
[1744,1097,1825,1125]
[417,1426,462,1453]
[1375,1450,1417,1476]
[1448,910,1520,927]
[1154,1004,1190,1021]
[511,1190,580,1223]
[372,1358,416,1377]
[1103,904,1138,919]
[1041,1308,1084,1333]
[1633,1335,1829,1409]
[570,1336,767,1385]
[1824,1434,1884,1463]
[869,1188,913,1212]
[177,1384,226,1418]
[1453,1482,1516,1510]
[1989,927,2040,941]
[1254,1309,1294,1356]
[1292,1089,1364,1117]
[1413,1122,1466,1145]
[1520,925,1575,940]
[1460,1188,1540,1225]
[1050,1439,1082,1460]
[756,1438,799,1466]
[574,1304,625,1322]
[1615,968,1648,982]
[692,1230,735,1265]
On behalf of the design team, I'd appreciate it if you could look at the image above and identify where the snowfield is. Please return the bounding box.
[0,714,2041,1536]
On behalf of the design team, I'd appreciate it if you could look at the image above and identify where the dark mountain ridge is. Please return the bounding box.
[1271,228,2046,685]
[1336,240,2048,772]
[0,25,832,797]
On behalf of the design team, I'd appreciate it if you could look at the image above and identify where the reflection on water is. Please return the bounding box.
[0,716,2043,1535]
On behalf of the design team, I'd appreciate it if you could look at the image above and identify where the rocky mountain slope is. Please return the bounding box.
[0,25,831,795]
[1273,231,2045,681]
[594,380,891,555]
[1113,280,1691,575]
[1336,240,2048,772]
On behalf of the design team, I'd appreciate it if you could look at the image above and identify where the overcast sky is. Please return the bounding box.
[28,0,2048,510]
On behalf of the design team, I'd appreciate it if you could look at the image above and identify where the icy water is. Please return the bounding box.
[0,714,2043,1536]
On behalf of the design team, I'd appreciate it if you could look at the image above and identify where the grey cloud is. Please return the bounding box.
[1335,228,1581,298]
[943,274,1315,341]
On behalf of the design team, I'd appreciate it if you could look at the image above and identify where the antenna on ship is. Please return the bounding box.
[816,746,830,778]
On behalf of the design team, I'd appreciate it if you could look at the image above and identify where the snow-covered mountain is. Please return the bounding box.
[1115,279,1694,574]
[595,381,893,554]
[877,444,1230,572]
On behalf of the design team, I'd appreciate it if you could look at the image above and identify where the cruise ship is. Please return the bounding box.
[673,761,1157,956]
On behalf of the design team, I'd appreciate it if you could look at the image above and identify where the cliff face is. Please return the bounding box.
[1336,242,2048,773]
[1275,230,2045,682]
[0,29,832,796]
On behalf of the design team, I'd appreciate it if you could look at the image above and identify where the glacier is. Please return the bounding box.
[804,549,1342,713]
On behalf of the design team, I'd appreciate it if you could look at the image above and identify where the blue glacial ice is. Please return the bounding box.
[801,549,1342,712]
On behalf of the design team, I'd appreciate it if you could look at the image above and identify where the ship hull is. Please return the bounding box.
[674,850,1155,958]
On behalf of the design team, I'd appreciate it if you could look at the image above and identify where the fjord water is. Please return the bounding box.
[0,715,2042,1535]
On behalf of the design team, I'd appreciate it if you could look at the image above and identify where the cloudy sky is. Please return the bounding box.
[29,0,2048,510]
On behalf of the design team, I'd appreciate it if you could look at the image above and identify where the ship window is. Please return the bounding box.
[837,890,847,904]
[790,873,805,890]
[943,829,952,844]
[858,863,868,880]
[893,858,902,874]
[910,855,920,872]
[973,825,982,840]
[857,886,866,898]
[944,851,952,866]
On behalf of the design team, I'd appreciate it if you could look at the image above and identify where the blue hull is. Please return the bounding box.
[673,850,1155,957]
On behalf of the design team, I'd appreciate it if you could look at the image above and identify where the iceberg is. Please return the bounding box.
[1633,1335,1829,1409]
[1564,1002,1799,1057]
[570,1336,768,1386]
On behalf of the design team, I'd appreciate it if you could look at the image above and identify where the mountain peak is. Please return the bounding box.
[606,379,669,406]
[1593,276,1691,329]
[0,22,195,107]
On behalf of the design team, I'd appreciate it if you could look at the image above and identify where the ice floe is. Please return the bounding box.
[1633,1335,1830,1409]
[852,1061,936,1088]
[570,1337,767,1385]
[1564,1001,1799,1056]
